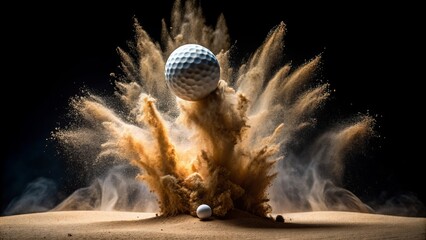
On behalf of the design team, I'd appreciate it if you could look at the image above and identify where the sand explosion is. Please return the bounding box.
[54,0,374,217]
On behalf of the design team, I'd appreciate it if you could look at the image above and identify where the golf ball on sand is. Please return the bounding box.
[165,44,220,101]
[196,204,212,220]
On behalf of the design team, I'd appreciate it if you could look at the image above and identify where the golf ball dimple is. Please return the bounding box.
[196,204,212,220]
[165,44,220,101]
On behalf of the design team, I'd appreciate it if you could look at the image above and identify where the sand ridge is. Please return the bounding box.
[1,210,425,239]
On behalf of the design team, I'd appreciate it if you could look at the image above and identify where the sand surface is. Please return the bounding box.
[1,210,425,239]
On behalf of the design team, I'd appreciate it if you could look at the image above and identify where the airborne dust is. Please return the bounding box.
[54,0,374,217]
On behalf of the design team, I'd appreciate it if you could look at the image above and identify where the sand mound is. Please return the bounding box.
[1,210,424,239]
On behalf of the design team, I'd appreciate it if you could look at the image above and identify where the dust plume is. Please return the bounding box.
[54,165,157,212]
[55,0,375,217]
[3,178,57,215]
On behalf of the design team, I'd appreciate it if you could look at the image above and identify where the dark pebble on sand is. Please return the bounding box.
[275,215,285,223]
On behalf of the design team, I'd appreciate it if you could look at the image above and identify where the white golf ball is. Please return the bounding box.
[165,44,220,101]
[196,204,212,219]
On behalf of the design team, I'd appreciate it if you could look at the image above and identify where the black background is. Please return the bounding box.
[1,1,424,215]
